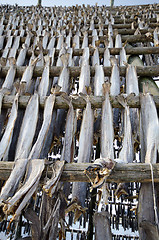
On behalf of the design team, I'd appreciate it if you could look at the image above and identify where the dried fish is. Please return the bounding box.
[126,64,139,137]
[29,94,56,159]
[71,96,94,217]
[115,95,134,198]
[1,58,16,91]
[20,57,38,94]
[15,93,39,160]
[16,44,28,67]
[78,60,90,95]
[3,159,45,220]
[0,94,18,161]
[92,47,100,66]
[94,65,105,97]
[100,83,114,159]
[0,158,28,205]
[38,56,50,97]
[110,58,120,128]
[60,97,77,164]
[94,212,112,240]
[82,31,88,49]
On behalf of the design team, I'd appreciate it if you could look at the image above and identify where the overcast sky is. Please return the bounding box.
[1,0,158,7]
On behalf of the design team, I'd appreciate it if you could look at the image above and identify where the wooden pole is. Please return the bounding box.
[1,95,159,109]
[1,161,159,183]
[1,66,159,78]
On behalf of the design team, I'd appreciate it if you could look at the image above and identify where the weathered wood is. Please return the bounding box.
[1,162,159,183]
[1,66,159,78]
[1,46,158,58]
[1,95,159,109]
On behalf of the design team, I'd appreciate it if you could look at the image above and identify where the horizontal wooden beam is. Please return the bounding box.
[24,46,159,58]
[1,95,159,109]
[0,161,159,183]
[1,66,159,78]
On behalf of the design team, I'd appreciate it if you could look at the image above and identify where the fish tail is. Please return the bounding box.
[117,95,127,108]
[60,53,70,67]
[8,57,16,66]
[102,82,110,96]
[44,55,50,65]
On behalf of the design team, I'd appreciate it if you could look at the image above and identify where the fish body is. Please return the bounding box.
[104,47,111,67]
[0,158,28,204]
[110,58,120,128]
[3,159,45,219]
[100,83,114,159]
[38,56,50,97]
[0,94,18,161]
[78,60,90,94]
[29,94,56,159]
[61,99,77,163]
[82,32,88,49]
[16,44,28,66]
[21,58,38,94]
[15,93,39,160]
[92,48,99,66]
[126,64,139,136]
[72,97,94,207]
[118,96,134,163]
[94,65,105,97]
[2,58,16,91]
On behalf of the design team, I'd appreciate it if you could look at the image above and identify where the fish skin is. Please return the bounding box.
[38,56,50,97]
[140,92,159,164]
[16,44,28,66]
[72,96,94,207]
[104,47,111,67]
[100,83,114,159]
[110,58,120,128]
[79,47,89,66]
[29,94,56,159]
[94,65,105,97]
[15,93,39,160]
[118,96,134,163]
[2,36,13,59]
[82,31,88,49]
[0,94,18,161]
[61,98,77,164]
[92,47,100,67]
[3,159,45,219]
[120,47,127,67]
[94,212,112,240]
[0,158,28,204]
[2,58,16,91]
[126,64,139,137]
[78,60,90,95]
[21,57,38,94]
[47,36,56,50]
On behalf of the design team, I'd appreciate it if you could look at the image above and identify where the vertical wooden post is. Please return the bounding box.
[110,0,114,7]
[37,0,42,6]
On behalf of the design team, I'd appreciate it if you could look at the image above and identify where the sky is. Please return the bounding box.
[0,0,158,7]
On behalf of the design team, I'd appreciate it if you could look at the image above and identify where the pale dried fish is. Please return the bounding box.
[0,94,18,161]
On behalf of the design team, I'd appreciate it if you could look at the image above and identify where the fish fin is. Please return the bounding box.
[102,82,110,95]
[31,56,40,66]
[51,85,61,94]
